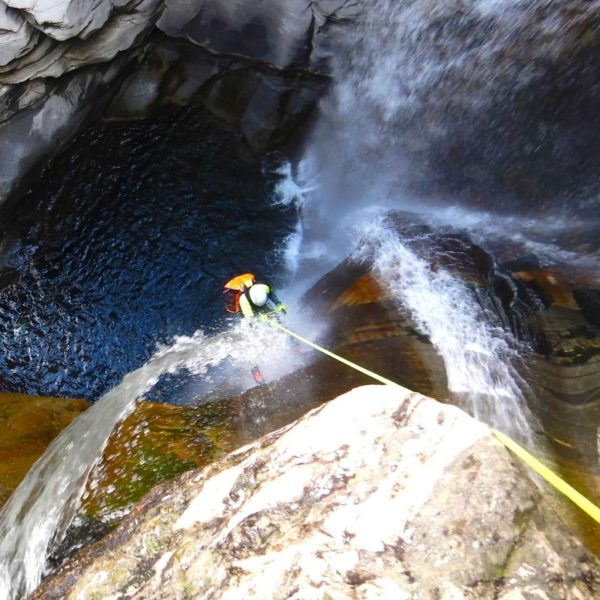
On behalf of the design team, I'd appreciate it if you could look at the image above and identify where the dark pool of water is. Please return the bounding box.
[0,105,296,400]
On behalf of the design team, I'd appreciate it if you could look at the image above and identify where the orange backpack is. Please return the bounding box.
[223,274,256,313]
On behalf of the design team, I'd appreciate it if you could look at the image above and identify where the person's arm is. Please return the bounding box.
[239,294,254,318]
[267,287,286,313]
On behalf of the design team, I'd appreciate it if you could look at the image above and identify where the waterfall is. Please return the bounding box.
[360,224,532,441]
[0,322,293,600]
[284,0,547,439]
[3,0,597,595]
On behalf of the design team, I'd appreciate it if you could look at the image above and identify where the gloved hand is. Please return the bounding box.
[277,303,287,314]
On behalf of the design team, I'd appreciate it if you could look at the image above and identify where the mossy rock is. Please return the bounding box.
[81,400,242,518]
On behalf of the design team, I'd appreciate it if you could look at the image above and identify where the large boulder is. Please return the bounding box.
[299,216,600,551]
[32,385,600,599]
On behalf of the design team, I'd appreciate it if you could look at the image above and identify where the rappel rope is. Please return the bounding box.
[262,314,600,526]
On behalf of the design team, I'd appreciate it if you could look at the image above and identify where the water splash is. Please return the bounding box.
[0,322,297,600]
[268,158,319,281]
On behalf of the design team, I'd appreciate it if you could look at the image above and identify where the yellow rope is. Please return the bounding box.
[265,317,600,525]
[491,429,600,524]
[267,319,402,387]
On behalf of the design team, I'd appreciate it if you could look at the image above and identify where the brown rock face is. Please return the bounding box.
[31,386,600,600]
[0,392,89,507]
[305,254,450,401]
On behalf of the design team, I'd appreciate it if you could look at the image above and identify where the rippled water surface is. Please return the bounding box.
[0,105,296,400]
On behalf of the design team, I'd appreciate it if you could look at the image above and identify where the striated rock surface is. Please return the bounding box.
[105,35,329,150]
[0,56,135,204]
[0,0,357,207]
[0,3,35,67]
[32,385,600,599]
[0,0,165,208]
[107,0,359,148]
[0,0,163,82]
[294,217,600,553]
[8,0,600,208]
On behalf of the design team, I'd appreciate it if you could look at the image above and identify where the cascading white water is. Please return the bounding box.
[358,223,532,441]
[0,322,296,600]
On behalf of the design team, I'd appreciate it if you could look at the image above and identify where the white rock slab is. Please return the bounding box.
[5,0,114,41]
[0,2,36,66]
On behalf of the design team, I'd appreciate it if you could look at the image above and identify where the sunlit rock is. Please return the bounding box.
[501,261,600,407]
[4,0,113,41]
[0,392,89,507]
[0,3,36,67]
[31,386,600,599]
[80,399,241,520]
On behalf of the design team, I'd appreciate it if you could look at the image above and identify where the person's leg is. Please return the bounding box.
[251,366,264,384]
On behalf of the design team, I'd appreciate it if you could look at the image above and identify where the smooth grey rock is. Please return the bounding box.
[0,0,166,208]
[237,69,326,149]
[31,385,600,599]
[157,0,358,70]
[159,0,313,68]
[106,36,327,150]
[105,38,225,118]
[0,0,352,206]
[0,0,163,83]
[62,0,163,69]
[0,56,130,204]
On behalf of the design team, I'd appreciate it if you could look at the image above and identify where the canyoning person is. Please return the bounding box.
[223,273,287,384]
[223,273,287,319]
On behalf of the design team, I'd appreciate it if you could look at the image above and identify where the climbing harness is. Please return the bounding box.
[261,314,600,526]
